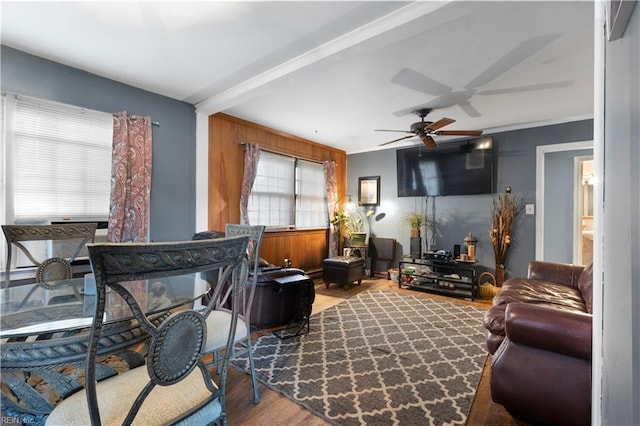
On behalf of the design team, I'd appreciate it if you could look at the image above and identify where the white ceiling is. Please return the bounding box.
[1,1,594,154]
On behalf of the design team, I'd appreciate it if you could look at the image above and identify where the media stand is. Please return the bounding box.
[398,256,477,300]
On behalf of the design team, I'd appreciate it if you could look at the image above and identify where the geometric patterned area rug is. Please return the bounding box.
[233,290,488,425]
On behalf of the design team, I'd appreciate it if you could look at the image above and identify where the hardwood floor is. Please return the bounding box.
[224,276,531,426]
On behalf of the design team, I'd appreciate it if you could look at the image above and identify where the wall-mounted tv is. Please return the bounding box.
[396,137,494,197]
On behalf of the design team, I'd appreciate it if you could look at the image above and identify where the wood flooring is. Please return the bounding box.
[224,277,533,426]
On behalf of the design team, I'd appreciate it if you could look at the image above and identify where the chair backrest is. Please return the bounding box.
[86,236,250,425]
[223,224,266,322]
[2,223,97,288]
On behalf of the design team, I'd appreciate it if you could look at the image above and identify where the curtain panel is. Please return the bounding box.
[323,161,339,257]
[240,143,261,225]
[108,112,152,242]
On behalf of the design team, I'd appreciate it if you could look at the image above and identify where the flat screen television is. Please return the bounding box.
[396,137,494,197]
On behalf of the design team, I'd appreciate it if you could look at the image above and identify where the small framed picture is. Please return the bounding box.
[358,176,380,206]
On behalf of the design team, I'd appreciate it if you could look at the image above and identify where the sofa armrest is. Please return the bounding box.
[505,302,592,360]
[527,261,585,289]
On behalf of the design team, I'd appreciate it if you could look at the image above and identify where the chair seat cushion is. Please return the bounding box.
[46,365,221,426]
[204,310,248,353]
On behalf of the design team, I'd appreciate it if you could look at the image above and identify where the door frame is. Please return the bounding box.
[535,140,594,261]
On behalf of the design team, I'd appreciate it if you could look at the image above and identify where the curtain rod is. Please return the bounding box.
[124,116,160,127]
[114,112,159,127]
[240,142,325,165]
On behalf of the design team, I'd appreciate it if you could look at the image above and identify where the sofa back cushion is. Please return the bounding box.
[577,263,594,313]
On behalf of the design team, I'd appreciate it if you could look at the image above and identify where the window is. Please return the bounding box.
[296,159,327,227]
[2,94,113,224]
[247,151,328,229]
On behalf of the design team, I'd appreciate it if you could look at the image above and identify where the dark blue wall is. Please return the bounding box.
[348,120,593,278]
[1,46,197,241]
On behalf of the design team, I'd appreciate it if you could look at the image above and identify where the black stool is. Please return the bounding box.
[322,256,365,288]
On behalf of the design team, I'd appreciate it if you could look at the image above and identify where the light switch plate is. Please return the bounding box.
[525,204,535,215]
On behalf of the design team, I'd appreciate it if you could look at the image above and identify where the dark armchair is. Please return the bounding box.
[485,261,593,425]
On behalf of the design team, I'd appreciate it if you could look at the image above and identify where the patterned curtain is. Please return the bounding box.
[240,143,261,225]
[323,161,339,257]
[107,112,153,242]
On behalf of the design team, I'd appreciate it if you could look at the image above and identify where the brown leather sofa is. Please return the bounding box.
[483,261,593,426]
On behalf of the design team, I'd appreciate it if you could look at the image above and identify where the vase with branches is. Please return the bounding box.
[489,187,523,286]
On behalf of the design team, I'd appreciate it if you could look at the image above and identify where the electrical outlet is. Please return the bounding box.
[525,204,535,215]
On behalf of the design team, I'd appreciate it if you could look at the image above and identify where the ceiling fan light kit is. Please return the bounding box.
[376,108,483,149]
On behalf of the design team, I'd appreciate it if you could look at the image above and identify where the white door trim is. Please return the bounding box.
[535,140,593,261]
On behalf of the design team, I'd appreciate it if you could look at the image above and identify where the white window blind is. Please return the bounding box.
[7,95,113,222]
[248,152,295,226]
[247,151,327,229]
[296,159,328,228]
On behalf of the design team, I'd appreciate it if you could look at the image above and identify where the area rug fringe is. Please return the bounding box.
[233,290,487,426]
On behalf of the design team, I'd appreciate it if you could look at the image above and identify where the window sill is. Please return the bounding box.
[264,227,328,234]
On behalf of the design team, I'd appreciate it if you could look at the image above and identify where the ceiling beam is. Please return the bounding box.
[195,1,454,116]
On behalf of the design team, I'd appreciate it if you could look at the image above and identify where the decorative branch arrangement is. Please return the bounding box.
[489,187,524,284]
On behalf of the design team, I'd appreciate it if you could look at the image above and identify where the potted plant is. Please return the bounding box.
[403,211,425,238]
[331,208,370,246]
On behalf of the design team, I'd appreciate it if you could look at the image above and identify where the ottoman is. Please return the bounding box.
[323,256,365,288]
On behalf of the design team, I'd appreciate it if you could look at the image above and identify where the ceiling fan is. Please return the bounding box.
[375,108,483,149]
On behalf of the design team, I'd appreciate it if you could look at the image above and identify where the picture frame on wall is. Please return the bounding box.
[358,176,380,206]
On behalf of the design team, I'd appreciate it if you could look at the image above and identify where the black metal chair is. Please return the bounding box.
[2,223,97,288]
[45,236,250,426]
[202,224,265,404]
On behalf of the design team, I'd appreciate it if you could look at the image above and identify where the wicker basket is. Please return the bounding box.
[478,271,501,299]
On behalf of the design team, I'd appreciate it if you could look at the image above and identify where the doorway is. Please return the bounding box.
[535,141,594,264]
[575,157,594,266]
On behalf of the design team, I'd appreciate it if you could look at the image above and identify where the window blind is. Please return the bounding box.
[296,159,328,228]
[247,151,327,228]
[248,151,295,226]
[8,95,113,222]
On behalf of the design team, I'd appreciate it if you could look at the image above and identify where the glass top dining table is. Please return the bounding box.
[0,273,209,339]
[0,273,212,423]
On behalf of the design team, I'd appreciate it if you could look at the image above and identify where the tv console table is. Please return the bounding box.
[398,256,477,300]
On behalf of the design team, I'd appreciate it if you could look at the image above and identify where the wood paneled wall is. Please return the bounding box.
[207,113,347,272]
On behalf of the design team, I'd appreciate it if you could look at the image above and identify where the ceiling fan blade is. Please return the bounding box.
[436,130,483,136]
[393,105,424,117]
[421,135,437,149]
[464,34,561,90]
[374,129,413,133]
[458,101,482,118]
[390,68,453,96]
[478,81,573,96]
[426,117,455,131]
[378,134,415,146]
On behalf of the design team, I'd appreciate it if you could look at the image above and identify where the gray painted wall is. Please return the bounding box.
[347,120,593,278]
[601,3,639,424]
[1,46,197,242]
[544,148,592,263]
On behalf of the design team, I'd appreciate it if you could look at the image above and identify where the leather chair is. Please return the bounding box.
[485,261,593,425]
